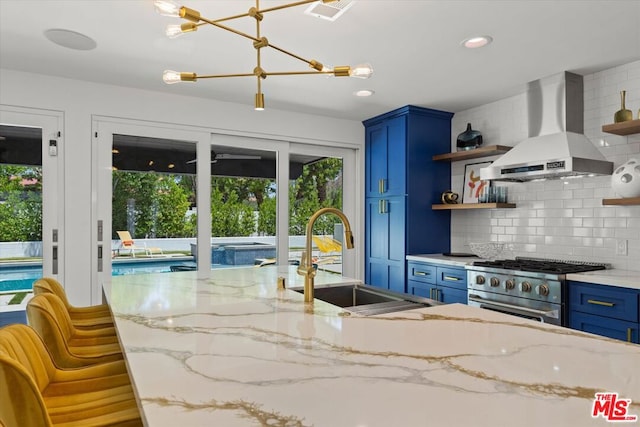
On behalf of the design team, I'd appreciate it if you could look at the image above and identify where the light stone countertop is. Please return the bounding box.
[567,269,640,290]
[104,266,640,427]
[406,253,480,267]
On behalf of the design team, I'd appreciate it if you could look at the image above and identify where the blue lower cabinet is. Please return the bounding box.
[568,280,640,344]
[406,263,468,305]
[569,311,638,344]
[408,280,437,299]
[437,286,468,304]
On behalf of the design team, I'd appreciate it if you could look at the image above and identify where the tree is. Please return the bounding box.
[112,171,194,238]
[257,195,276,236]
[288,158,343,235]
[0,165,42,242]
[155,176,192,237]
[211,188,255,237]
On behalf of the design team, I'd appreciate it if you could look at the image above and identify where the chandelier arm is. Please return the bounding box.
[198,16,260,43]
[256,0,263,97]
[265,43,318,68]
[197,73,257,79]
[265,70,335,76]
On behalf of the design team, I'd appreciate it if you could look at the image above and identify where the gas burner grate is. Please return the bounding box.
[472,257,609,274]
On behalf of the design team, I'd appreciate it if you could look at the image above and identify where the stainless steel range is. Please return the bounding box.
[466,257,608,326]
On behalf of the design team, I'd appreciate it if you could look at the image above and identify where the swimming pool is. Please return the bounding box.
[0,258,197,293]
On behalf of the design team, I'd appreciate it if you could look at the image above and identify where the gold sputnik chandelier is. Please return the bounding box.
[154,0,373,110]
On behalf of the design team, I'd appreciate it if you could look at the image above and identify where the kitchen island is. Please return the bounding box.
[104,266,640,427]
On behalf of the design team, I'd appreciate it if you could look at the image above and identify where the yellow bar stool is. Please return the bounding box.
[33,278,114,330]
[27,294,123,368]
[0,324,142,427]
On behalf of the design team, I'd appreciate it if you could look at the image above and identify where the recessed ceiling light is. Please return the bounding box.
[354,89,374,97]
[44,28,97,51]
[461,35,493,49]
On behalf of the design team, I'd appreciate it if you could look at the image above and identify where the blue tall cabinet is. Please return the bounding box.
[363,105,453,293]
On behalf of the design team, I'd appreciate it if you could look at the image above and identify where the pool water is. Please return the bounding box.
[0,259,198,294]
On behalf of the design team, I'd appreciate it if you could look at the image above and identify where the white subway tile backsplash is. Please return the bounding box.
[450,60,640,269]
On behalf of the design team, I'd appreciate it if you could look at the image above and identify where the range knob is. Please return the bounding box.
[536,284,550,297]
[476,275,486,285]
[490,277,500,287]
[521,281,532,293]
[505,279,515,290]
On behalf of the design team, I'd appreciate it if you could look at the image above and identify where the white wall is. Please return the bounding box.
[0,69,363,304]
[450,60,640,271]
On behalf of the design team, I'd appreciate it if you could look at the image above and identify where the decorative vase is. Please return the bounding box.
[441,191,459,204]
[614,90,633,123]
[456,123,483,151]
[611,159,640,198]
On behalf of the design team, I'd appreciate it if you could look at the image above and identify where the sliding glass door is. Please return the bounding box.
[0,106,64,292]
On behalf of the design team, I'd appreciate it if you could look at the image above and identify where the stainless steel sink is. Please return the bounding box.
[291,283,440,316]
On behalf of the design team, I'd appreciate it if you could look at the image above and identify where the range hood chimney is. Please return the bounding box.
[481,71,613,182]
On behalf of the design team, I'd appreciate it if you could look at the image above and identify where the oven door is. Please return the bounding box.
[468,290,562,326]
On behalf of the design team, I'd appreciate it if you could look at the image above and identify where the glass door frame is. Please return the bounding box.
[92,117,211,304]
[288,141,359,278]
[0,105,64,280]
[209,134,359,277]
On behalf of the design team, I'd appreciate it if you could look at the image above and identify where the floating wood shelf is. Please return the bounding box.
[602,119,640,136]
[602,197,640,206]
[432,145,512,162]
[432,203,517,210]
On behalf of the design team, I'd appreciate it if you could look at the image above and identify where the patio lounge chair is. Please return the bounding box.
[115,231,147,257]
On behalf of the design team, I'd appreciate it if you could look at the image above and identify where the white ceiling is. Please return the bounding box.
[1,0,639,121]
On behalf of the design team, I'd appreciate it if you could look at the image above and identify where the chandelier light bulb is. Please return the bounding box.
[165,24,184,38]
[154,0,181,17]
[163,70,182,84]
[350,63,373,79]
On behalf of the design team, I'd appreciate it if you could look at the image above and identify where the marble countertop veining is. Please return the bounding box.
[105,266,640,427]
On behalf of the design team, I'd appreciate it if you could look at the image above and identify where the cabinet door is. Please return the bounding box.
[568,281,638,322]
[407,280,437,300]
[365,123,389,197]
[437,266,467,290]
[437,286,468,305]
[365,197,406,292]
[569,311,639,344]
[365,116,406,198]
[407,262,437,284]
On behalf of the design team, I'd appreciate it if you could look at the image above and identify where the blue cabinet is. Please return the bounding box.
[568,281,639,344]
[363,106,453,292]
[406,261,467,304]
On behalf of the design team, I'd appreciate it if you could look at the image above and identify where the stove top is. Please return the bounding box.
[471,257,608,275]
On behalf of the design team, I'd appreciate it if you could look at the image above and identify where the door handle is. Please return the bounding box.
[97,244,103,272]
[382,199,388,214]
[52,245,58,275]
[468,295,560,318]
[378,178,386,194]
[443,275,460,281]
[628,328,633,343]
[378,199,383,214]
[587,299,615,307]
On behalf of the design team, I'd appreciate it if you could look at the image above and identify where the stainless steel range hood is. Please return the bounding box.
[481,72,613,182]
